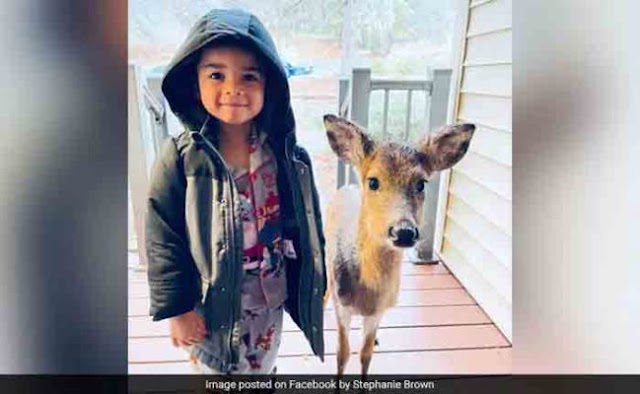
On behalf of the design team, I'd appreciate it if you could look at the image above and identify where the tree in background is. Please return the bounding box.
[130,0,455,58]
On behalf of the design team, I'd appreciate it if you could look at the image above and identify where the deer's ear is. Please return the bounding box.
[323,114,375,165]
[418,124,475,172]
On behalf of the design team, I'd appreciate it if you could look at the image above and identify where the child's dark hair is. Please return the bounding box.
[195,37,267,74]
[192,37,280,137]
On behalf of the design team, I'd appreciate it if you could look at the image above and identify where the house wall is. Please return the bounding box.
[437,0,512,341]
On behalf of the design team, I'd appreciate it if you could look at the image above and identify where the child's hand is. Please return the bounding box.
[169,310,208,347]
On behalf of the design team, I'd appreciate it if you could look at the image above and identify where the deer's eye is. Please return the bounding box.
[368,177,380,191]
[415,179,427,193]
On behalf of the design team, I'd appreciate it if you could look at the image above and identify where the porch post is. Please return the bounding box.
[347,68,371,185]
[337,78,349,189]
[416,69,451,263]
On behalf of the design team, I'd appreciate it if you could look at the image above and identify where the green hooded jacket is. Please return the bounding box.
[145,8,326,372]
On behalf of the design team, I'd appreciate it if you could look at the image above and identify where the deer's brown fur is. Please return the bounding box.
[322,114,475,376]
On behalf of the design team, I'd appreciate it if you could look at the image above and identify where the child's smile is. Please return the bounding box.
[197,46,265,126]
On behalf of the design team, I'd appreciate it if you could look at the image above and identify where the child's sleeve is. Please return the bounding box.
[145,138,199,321]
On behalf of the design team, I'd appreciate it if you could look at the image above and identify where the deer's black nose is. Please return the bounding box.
[389,221,419,248]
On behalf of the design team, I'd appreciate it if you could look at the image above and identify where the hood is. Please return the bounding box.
[161,8,295,142]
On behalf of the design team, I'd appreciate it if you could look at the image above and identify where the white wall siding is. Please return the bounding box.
[439,0,512,341]
[447,197,511,271]
[442,239,512,339]
[449,172,511,237]
[467,0,511,36]
[465,30,511,65]
[465,125,511,166]
[458,94,512,132]
[461,65,511,97]
[454,151,512,200]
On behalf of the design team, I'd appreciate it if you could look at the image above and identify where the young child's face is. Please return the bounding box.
[197,46,265,126]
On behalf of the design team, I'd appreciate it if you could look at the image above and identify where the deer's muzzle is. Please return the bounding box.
[388,220,419,248]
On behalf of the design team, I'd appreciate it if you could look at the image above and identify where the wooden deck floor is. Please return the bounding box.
[128,254,511,374]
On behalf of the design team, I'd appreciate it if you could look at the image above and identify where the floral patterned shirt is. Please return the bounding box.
[229,130,294,311]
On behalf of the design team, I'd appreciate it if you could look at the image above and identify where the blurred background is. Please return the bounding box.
[0,0,127,374]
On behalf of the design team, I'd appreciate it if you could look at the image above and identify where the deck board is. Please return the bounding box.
[129,304,492,338]
[129,324,509,363]
[128,253,510,374]
[128,274,462,298]
[129,348,511,374]
[273,347,512,374]
[128,288,477,317]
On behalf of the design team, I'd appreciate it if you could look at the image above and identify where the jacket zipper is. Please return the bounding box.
[192,132,241,368]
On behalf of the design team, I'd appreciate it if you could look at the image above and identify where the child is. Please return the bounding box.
[145,8,326,374]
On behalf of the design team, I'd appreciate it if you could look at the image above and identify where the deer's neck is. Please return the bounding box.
[355,218,403,288]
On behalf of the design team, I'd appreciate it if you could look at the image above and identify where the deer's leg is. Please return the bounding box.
[335,304,352,376]
[324,268,334,309]
[360,313,382,376]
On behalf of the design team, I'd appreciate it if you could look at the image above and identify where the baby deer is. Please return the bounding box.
[322,114,475,375]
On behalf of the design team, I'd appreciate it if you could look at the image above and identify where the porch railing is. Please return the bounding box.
[128,65,170,268]
[129,65,452,266]
[337,68,452,262]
